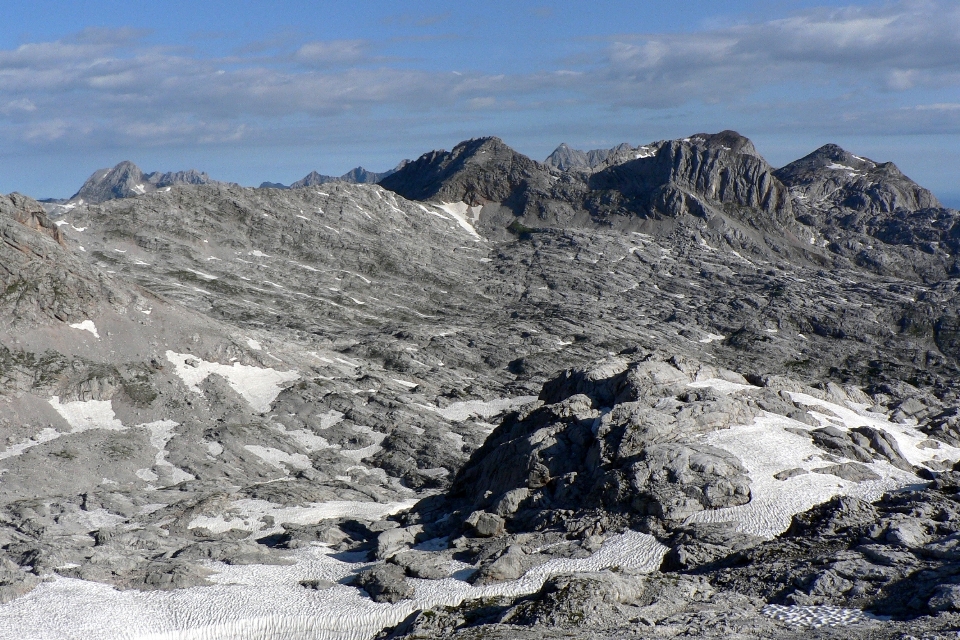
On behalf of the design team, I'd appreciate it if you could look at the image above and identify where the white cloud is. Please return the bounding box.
[0,1,958,154]
[1,98,35,114]
[294,40,370,66]
[595,1,960,106]
[914,103,960,111]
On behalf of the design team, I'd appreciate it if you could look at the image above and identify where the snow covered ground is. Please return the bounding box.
[166,351,299,413]
[0,523,664,640]
[684,382,957,538]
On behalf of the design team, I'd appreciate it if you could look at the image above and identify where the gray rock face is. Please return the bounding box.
[388,550,450,580]
[587,131,794,226]
[407,353,769,541]
[774,144,960,280]
[0,192,130,327]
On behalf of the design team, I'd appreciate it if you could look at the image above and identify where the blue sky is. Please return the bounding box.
[1,0,958,205]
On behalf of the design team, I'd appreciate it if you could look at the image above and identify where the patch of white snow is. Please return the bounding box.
[68,320,100,338]
[166,351,299,413]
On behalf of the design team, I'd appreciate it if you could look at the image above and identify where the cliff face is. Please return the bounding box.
[589,131,794,223]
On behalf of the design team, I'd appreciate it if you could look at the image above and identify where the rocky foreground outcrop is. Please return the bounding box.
[368,353,960,638]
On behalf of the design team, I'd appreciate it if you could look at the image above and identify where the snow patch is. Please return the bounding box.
[166,351,299,413]
[188,498,416,535]
[243,445,311,471]
[687,378,755,395]
[0,428,61,460]
[0,528,662,640]
[826,163,864,176]
[762,604,883,628]
[634,146,655,159]
[139,420,195,485]
[68,320,100,338]
[685,392,960,538]
[186,268,218,281]
[421,396,538,422]
[339,444,382,462]
[48,398,124,432]
[434,202,483,240]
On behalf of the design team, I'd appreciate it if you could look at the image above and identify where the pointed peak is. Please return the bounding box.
[811,143,850,159]
[108,160,142,172]
[290,171,338,188]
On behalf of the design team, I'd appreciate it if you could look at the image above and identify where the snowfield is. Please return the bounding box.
[0,527,664,640]
[684,382,958,538]
[166,351,299,413]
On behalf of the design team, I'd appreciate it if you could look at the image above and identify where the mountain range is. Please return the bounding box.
[2,130,960,639]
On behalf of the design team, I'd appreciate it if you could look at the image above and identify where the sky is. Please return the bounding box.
[0,0,958,205]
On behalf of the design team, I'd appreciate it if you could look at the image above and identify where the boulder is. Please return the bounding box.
[353,564,414,603]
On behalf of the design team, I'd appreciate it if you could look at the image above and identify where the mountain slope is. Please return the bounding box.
[774,144,960,280]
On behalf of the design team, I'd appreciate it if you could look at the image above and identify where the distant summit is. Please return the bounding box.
[544,142,635,172]
[379,136,549,206]
[69,161,223,204]
[261,164,407,190]
[774,143,941,214]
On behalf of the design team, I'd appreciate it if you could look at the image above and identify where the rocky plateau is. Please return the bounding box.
[0,130,959,639]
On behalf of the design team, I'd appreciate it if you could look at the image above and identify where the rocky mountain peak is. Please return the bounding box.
[290,171,338,188]
[545,142,636,172]
[448,136,520,166]
[280,165,400,190]
[778,143,878,176]
[379,136,548,205]
[775,143,941,214]
[70,161,220,204]
[588,130,793,225]
[72,160,146,203]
